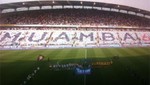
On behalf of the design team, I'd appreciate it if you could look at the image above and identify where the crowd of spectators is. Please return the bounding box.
[0,9,150,27]
[0,27,149,32]
[0,27,150,32]
[0,27,149,48]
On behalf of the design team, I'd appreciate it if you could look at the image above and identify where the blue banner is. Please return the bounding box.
[75,67,91,75]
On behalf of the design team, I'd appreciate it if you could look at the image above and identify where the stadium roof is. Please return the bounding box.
[0,1,150,16]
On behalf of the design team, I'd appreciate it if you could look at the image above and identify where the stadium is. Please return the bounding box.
[0,0,150,85]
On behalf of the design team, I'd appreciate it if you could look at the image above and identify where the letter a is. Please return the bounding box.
[142,34,150,41]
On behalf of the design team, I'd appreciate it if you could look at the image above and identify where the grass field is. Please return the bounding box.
[0,47,150,85]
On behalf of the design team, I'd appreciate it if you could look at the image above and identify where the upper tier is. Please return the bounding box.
[0,9,150,27]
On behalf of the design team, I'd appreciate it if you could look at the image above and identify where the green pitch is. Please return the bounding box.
[0,47,150,85]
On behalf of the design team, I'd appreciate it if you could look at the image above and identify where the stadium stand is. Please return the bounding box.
[0,9,150,49]
[0,27,149,49]
[0,9,150,27]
